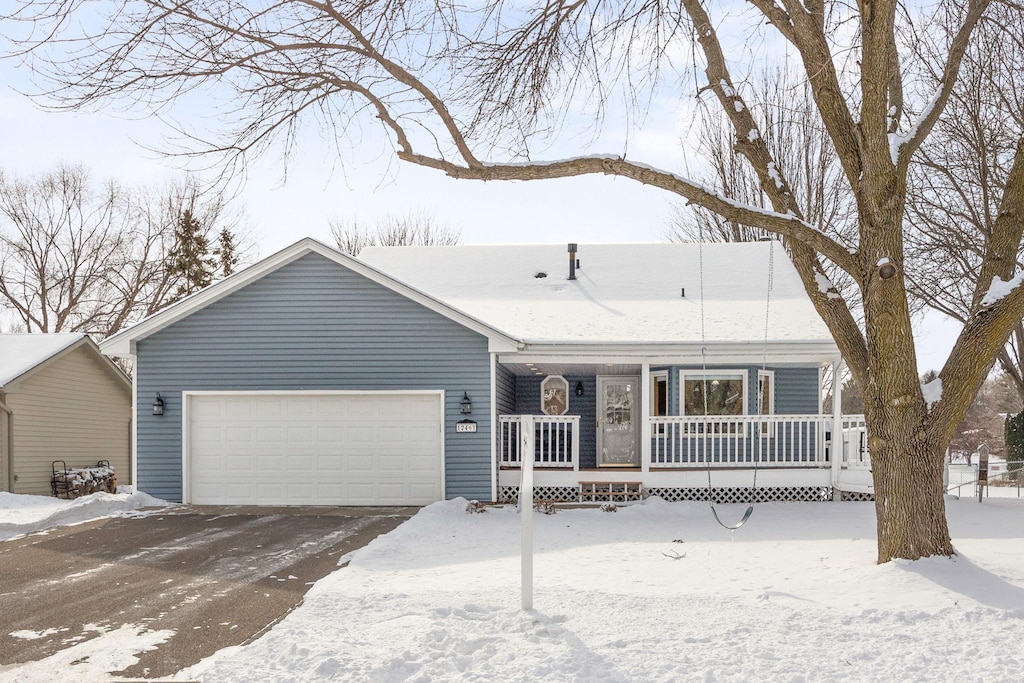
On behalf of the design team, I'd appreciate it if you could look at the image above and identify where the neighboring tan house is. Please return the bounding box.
[0,334,132,496]
[101,238,869,506]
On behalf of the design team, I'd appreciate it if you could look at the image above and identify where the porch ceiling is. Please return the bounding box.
[502,362,641,377]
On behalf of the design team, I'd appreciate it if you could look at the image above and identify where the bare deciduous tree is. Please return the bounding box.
[906,3,1024,403]
[0,164,247,336]
[946,372,1021,463]
[665,69,861,311]
[329,210,461,255]
[8,0,1024,562]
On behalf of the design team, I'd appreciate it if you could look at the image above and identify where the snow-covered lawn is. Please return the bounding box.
[170,494,1024,683]
[3,489,1023,681]
[0,488,168,542]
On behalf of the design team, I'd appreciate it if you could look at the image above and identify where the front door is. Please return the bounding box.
[596,376,640,466]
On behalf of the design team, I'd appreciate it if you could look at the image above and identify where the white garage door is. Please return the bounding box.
[186,392,444,505]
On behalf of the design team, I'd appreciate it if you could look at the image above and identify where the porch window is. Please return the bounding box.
[681,371,746,416]
[541,375,569,416]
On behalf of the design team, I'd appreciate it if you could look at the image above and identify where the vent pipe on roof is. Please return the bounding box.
[568,243,578,280]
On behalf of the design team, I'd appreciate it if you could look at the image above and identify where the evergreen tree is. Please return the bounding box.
[168,208,216,301]
[1006,412,1024,482]
[215,228,239,277]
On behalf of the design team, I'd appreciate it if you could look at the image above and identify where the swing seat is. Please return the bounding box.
[711,504,754,530]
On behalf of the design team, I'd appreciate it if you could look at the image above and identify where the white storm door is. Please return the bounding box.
[596,377,640,466]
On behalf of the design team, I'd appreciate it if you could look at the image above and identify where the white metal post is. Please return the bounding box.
[831,360,845,500]
[520,414,534,611]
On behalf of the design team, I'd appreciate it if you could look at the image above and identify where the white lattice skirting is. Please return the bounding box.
[840,490,876,502]
[498,485,839,504]
[499,486,579,503]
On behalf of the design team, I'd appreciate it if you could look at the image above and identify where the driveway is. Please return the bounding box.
[0,505,416,679]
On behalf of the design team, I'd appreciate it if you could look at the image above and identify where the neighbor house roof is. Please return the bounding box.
[0,333,122,388]
[358,242,834,345]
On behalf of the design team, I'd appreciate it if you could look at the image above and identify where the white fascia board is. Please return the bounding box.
[502,340,843,365]
[100,237,520,357]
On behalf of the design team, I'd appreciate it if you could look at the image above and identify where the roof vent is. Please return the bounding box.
[535,272,547,278]
[568,243,578,280]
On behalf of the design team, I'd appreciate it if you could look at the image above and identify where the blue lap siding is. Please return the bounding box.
[135,253,492,502]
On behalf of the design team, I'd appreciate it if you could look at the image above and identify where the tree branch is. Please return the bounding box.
[894,0,993,166]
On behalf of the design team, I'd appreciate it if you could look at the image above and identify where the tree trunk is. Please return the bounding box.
[869,412,954,563]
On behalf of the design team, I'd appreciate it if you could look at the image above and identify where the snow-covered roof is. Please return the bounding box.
[0,333,88,387]
[359,242,835,345]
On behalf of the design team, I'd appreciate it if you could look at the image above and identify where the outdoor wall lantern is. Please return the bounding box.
[575,381,585,397]
[152,393,165,416]
[460,392,472,415]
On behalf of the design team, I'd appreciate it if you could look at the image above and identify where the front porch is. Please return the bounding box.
[491,357,872,503]
[496,413,871,502]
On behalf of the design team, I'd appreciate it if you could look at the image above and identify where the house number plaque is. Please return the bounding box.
[456,420,478,433]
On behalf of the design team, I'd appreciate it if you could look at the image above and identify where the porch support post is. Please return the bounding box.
[490,353,501,503]
[831,359,845,501]
[641,362,651,476]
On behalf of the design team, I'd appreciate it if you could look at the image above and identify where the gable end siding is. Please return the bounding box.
[136,253,492,502]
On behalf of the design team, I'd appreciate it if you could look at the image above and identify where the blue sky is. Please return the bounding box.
[0,54,959,373]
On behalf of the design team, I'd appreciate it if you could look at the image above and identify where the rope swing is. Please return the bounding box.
[698,240,775,531]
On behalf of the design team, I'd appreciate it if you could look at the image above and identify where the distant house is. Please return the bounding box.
[100,239,868,506]
[0,334,132,496]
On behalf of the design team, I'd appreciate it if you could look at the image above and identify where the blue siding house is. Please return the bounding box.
[102,239,870,506]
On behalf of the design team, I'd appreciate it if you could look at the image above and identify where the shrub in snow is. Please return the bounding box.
[1007,412,1024,481]
[533,500,557,515]
[465,500,487,514]
[600,503,618,512]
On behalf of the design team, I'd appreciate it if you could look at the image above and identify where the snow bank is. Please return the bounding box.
[177,496,1024,683]
[0,488,170,541]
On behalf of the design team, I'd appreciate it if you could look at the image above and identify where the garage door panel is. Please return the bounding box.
[346,425,375,443]
[287,426,314,442]
[225,454,253,471]
[225,426,254,444]
[346,400,377,419]
[348,454,376,473]
[188,393,443,505]
[315,455,346,471]
[287,454,315,472]
[224,399,255,419]
[257,454,284,471]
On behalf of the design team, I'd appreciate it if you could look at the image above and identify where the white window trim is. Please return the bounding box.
[678,369,748,416]
[757,369,775,415]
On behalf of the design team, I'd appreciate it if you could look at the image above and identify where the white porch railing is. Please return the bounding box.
[499,415,580,469]
[649,414,870,469]
[839,415,869,469]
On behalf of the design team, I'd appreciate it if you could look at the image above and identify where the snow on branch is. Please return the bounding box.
[888,84,944,166]
[921,377,943,408]
[980,271,1024,308]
